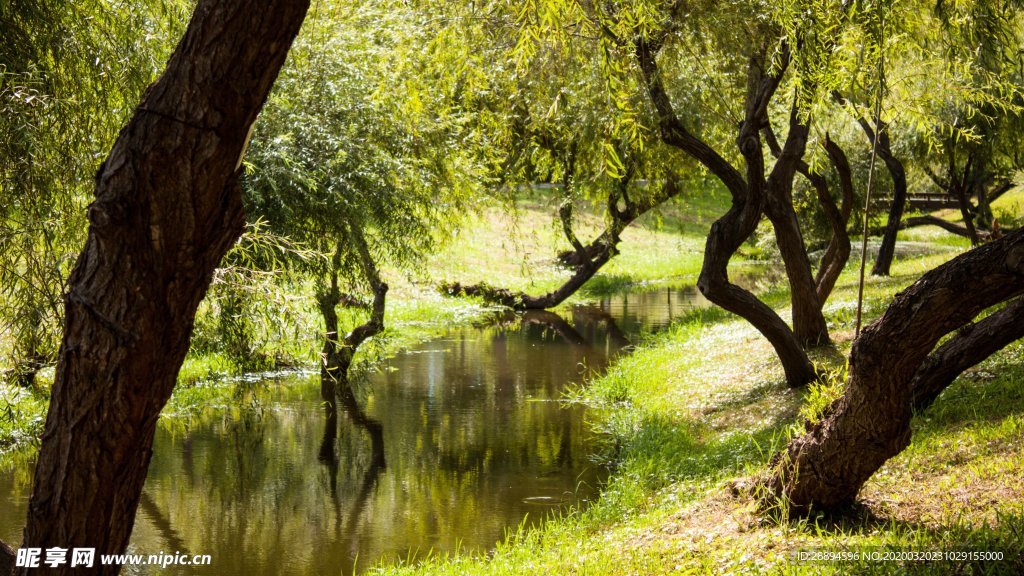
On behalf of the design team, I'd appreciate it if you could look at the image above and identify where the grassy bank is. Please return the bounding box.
[375,204,1024,574]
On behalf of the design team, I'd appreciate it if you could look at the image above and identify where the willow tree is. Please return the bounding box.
[619,0,852,383]
[243,0,483,417]
[765,228,1024,511]
[0,0,311,572]
[763,0,1024,513]
[914,1,1024,245]
[442,23,700,309]
[455,1,865,387]
[405,1,696,311]
[828,0,1024,272]
[0,0,188,386]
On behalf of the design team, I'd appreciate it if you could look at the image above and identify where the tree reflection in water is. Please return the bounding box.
[0,286,716,576]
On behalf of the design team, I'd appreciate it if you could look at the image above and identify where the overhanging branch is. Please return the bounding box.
[911,297,1024,412]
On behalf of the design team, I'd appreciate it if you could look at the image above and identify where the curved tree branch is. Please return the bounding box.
[814,135,854,303]
[637,35,815,385]
[766,228,1024,512]
[342,225,387,354]
[759,74,829,346]
[899,215,978,238]
[635,36,747,199]
[910,297,1024,412]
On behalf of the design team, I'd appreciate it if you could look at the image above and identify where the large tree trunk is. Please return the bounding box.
[765,229,1024,512]
[8,1,309,573]
[636,36,816,387]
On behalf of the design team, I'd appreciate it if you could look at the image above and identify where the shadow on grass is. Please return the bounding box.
[916,354,1024,432]
[594,383,800,496]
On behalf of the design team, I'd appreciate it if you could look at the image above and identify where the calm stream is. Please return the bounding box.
[1,285,716,574]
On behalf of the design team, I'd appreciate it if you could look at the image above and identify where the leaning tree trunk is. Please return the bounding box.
[6,1,310,574]
[814,136,854,304]
[867,120,908,277]
[879,215,978,239]
[765,228,1024,512]
[636,36,816,387]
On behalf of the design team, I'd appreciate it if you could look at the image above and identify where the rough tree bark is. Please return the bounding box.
[764,126,854,312]
[637,35,818,386]
[0,542,13,576]
[2,1,310,573]
[762,109,830,347]
[764,228,1024,512]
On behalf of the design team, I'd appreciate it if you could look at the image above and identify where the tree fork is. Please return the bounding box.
[764,228,1024,512]
[762,114,830,347]
[764,126,853,308]
[636,35,816,386]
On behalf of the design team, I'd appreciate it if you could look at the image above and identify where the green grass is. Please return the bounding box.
[4,185,1024,574]
[373,223,1024,575]
[425,188,722,301]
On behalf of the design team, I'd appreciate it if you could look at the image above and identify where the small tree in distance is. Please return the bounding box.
[243,0,485,411]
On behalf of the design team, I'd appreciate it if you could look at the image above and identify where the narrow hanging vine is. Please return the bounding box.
[855,3,887,338]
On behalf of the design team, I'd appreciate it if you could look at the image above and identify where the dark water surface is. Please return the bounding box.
[0,285,715,575]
